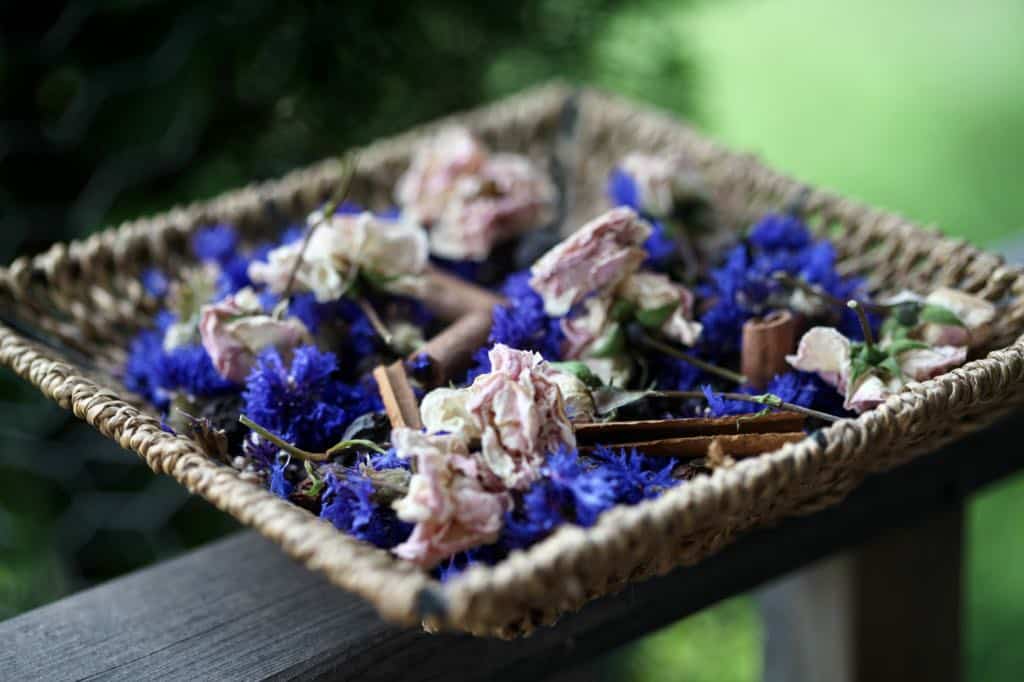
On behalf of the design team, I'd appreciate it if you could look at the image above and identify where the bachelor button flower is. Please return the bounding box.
[588,445,679,505]
[192,224,239,265]
[643,220,677,270]
[501,448,618,549]
[489,270,564,360]
[320,470,412,549]
[747,213,811,251]
[243,346,381,453]
[141,269,169,298]
[269,460,293,499]
[606,166,640,211]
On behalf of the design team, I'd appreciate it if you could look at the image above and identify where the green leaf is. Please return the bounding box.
[879,355,903,380]
[880,316,911,342]
[590,322,626,358]
[919,303,965,328]
[550,361,604,388]
[885,339,930,356]
[609,299,637,323]
[635,302,679,329]
[593,389,653,416]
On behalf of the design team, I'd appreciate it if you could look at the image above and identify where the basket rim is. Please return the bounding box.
[2,81,1023,637]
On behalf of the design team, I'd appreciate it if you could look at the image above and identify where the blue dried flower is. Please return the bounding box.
[367,447,408,472]
[269,460,293,499]
[243,346,381,453]
[489,270,563,360]
[588,445,679,505]
[607,167,640,211]
[748,213,811,251]
[702,372,827,417]
[699,214,866,355]
[502,448,618,549]
[192,224,239,265]
[319,470,411,548]
[643,220,677,270]
[124,321,236,409]
[141,269,169,298]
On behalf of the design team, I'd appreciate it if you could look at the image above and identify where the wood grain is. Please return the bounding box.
[1,413,1019,681]
[574,411,805,444]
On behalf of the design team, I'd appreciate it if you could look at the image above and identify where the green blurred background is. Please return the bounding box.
[2,1,1023,679]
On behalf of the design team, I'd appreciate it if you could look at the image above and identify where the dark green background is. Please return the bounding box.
[2,2,1023,679]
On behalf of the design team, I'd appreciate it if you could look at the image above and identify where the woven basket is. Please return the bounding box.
[3,83,1024,639]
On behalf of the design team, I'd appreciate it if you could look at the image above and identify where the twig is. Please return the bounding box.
[281,154,359,302]
[771,271,891,315]
[847,300,875,349]
[652,389,840,423]
[355,296,397,352]
[630,326,748,384]
[239,415,384,462]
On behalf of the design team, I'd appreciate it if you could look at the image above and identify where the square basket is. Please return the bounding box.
[3,83,1024,638]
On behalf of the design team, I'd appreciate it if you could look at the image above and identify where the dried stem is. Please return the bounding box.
[847,300,875,349]
[631,326,748,384]
[355,296,397,353]
[652,390,840,423]
[281,154,359,302]
[239,415,384,463]
[771,271,891,315]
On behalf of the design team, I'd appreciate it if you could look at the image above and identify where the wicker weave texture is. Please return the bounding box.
[2,83,1023,638]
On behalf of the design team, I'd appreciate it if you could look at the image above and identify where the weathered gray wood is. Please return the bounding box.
[1,413,1020,681]
[759,505,963,682]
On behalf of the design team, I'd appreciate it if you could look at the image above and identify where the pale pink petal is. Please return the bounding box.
[786,327,852,388]
[529,207,651,317]
[897,345,967,381]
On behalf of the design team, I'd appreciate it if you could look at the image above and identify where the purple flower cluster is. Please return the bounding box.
[698,213,866,357]
[243,346,381,453]
[319,469,412,549]
[123,313,235,409]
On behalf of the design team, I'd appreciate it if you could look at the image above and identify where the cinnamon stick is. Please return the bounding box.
[741,310,797,390]
[410,310,493,386]
[574,411,805,445]
[579,431,805,458]
[373,361,422,430]
[420,266,505,321]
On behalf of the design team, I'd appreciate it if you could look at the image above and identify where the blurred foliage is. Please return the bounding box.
[2,2,1024,681]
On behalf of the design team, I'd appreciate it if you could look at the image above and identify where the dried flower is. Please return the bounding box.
[199,288,311,383]
[419,345,576,489]
[429,155,555,261]
[466,345,576,489]
[391,429,512,568]
[529,207,651,317]
[610,153,709,218]
[787,326,968,413]
[249,211,429,302]
[619,271,702,346]
[395,127,488,227]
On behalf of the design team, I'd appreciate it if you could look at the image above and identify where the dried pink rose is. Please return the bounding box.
[429,155,555,261]
[248,211,428,302]
[530,207,652,317]
[617,153,709,218]
[922,288,996,348]
[786,326,850,389]
[882,287,996,349]
[199,289,311,383]
[395,127,487,226]
[465,344,576,489]
[391,429,512,568]
[787,326,969,413]
[561,296,613,360]
[619,271,702,346]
